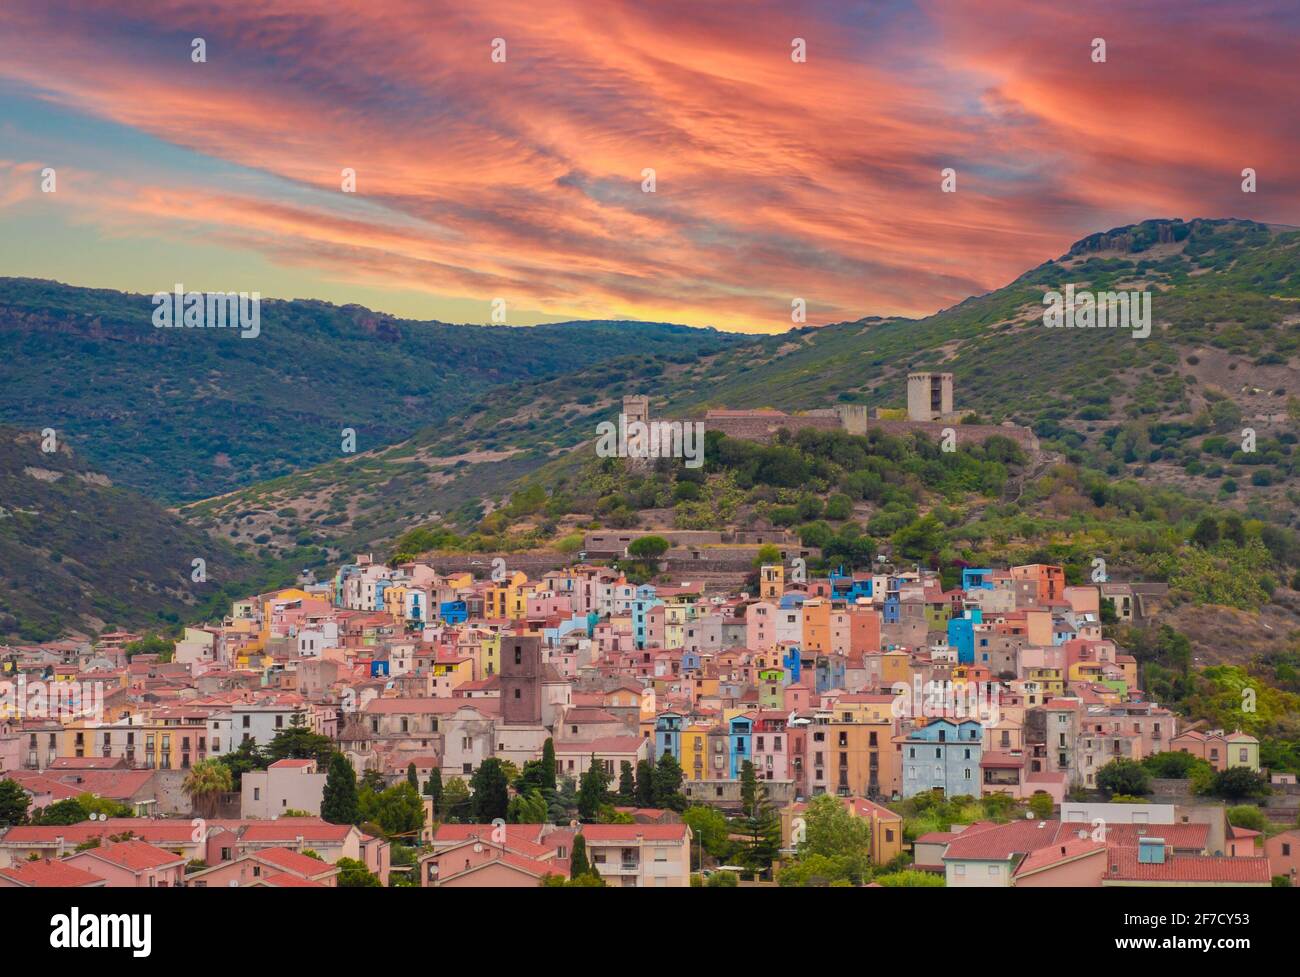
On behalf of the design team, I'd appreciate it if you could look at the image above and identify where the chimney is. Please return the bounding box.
[55,835,66,858]
[295,834,304,851]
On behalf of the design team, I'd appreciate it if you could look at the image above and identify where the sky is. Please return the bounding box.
[0,0,1296,333]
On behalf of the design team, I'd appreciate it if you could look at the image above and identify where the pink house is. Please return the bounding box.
[1265,829,1300,885]
[185,846,340,887]
[63,839,186,888]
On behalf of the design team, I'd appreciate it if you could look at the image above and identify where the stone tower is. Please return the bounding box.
[501,635,542,725]
[906,372,953,422]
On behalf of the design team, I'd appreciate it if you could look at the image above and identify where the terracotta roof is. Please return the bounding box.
[1013,838,1106,878]
[1104,849,1271,884]
[252,846,337,877]
[1060,821,1208,851]
[75,839,185,872]
[577,823,688,842]
[0,859,105,887]
[943,819,1061,861]
[259,872,326,887]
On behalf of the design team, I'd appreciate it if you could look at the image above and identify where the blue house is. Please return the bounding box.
[883,596,901,625]
[782,645,802,685]
[728,714,753,779]
[900,719,983,797]
[439,600,468,625]
[961,568,994,591]
[947,608,983,664]
[631,590,664,649]
[829,566,873,602]
[655,712,683,761]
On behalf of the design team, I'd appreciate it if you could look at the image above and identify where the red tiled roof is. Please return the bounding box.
[75,839,185,872]
[943,819,1061,861]
[0,859,105,887]
[252,847,337,877]
[259,872,326,887]
[1060,821,1208,851]
[1104,849,1271,884]
[1013,838,1106,878]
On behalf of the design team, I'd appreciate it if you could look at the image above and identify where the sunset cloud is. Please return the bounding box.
[0,0,1295,331]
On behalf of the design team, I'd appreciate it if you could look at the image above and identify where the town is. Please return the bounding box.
[0,546,1292,889]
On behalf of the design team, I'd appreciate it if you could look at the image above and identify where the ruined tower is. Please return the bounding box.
[906,372,953,422]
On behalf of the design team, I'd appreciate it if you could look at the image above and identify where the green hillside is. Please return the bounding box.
[0,425,308,641]
[186,218,1300,562]
[0,278,741,502]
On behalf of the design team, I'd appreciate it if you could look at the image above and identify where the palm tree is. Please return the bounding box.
[183,759,232,819]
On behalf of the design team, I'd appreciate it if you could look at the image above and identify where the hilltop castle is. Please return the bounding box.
[626,372,1039,452]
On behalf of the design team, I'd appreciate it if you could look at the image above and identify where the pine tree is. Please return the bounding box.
[407,762,419,788]
[578,755,611,821]
[422,768,443,817]
[652,752,686,811]
[737,761,780,873]
[618,760,636,802]
[470,758,510,823]
[321,753,360,825]
[635,759,656,807]
[570,833,590,878]
[540,738,557,792]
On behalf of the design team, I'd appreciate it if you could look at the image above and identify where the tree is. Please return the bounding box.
[539,738,557,793]
[217,738,268,790]
[799,792,871,882]
[652,752,686,811]
[321,753,360,825]
[1226,804,1269,833]
[1029,793,1055,819]
[266,711,334,765]
[626,535,670,561]
[618,761,636,802]
[578,756,611,821]
[1096,758,1152,798]
[407,762,419,789]
[570,834,591,878]
[508,790,549,824]
[634,759,655,807]
[374,783,426,838]
[1192,515,1220,548]
[1142,751,1211,779]
[683,805,731,868]
[874,869,945,887]
[182,758,233,819]
[423,768,443,817]
[441,777,472,823]
[335,857,381,887]
[737,761,781,874]
[0,780,31,826]
[33,798,90,825]
[470,758,510,823]
[1209,767,1271,800]
[706,870,739,887]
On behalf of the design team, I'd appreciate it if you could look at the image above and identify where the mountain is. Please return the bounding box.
[183,218,1300,560]
[0,278,743,502]
[0,426,298,641]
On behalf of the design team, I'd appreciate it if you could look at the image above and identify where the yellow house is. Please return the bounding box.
[383,585,408,623]
[680,723,712,783]
[484,572,531,620]
[1026,667,1063,699]
[760,564,784,600]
